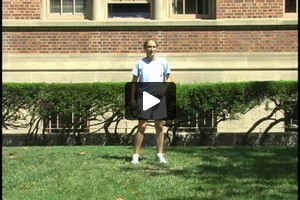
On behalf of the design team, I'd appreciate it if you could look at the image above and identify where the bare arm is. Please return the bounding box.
[131,75,138,82]
[165,74,174,83]
[131,75,138,108]
[159,74,174,96]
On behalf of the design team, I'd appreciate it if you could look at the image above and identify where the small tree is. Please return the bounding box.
[242,81,298,145]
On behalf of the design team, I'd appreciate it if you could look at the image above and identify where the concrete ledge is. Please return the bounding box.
[2,132,298,147]
[2,19,298,31]
[3,18,297,27]
[2,70,298,83]
[3,52,298,70]
[2,52,297,83]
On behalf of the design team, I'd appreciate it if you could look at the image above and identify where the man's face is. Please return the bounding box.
[144,40,157,59]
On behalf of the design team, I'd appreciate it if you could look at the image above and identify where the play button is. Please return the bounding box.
[143,91,160,111]
[125,82,176,120]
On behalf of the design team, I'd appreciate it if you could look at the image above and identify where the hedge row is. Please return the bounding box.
[2,81,298,144]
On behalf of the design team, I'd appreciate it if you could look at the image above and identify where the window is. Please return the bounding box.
[44,109,89,134]
[178,112,217,132]
[172,0,215,19]
[50,0,86,15]
[284,102,298,132]
[284,0,298,17]
[108,3,150,18]
[285,0,298,13]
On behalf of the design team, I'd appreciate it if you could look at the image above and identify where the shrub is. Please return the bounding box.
[2,81,298,145]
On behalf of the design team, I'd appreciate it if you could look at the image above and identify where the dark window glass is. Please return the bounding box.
[185,0,196,14]
[197,0,208,14]
[176,0,184,14]
[285,0,296,12]
[108,3,150,18]
[50,113,58,129]
[174,0,211,15]
[284,102,298,132]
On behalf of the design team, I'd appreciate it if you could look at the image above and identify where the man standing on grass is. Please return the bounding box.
[130,39,173,164]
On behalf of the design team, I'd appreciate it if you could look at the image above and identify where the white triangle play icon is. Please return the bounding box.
[143,91,160,111]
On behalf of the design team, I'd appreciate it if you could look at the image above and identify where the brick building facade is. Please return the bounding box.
[2,0,298,134]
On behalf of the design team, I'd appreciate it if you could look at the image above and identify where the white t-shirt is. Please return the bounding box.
[131,57,171,120]
[131,57,171,82]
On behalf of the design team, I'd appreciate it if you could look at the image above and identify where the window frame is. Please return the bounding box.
[283,0,298,18]
[43,106,89,134]
[284,101,298,133]
[177,111,217,132]
[284,112,298,132]
[47,0,90,20]
[171,0,216,19]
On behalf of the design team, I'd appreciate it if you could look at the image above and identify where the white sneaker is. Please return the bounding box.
[131,154,140,164]
[156,153,167,164]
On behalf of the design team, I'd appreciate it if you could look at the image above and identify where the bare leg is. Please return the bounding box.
[155,120,166,153]
[134,120,148,154]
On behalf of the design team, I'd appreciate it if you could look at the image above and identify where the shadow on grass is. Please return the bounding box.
[99,146,297,199]
[99,155,132,162]
[99,154,155,163]
[165,146,298,199]
[109,146,298,180]
[169,146,297,179]
[121,161,178,177]
[163,198,202,200]
[118,146,297,199]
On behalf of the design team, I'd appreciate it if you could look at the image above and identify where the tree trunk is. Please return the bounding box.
[259,118,285,145]
[243,107,280,145]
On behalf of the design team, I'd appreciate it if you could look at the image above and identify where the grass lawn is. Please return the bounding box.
[3,145,298,200]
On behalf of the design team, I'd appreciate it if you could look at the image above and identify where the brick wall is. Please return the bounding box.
[217,0,284,19]
[2,30,298,54]
[2,0,286,20]
[2,0,42,20]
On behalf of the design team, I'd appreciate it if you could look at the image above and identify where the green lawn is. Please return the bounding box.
[3,146,298,200]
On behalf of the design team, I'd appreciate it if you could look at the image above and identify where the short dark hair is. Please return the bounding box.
[143,39,158,48]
